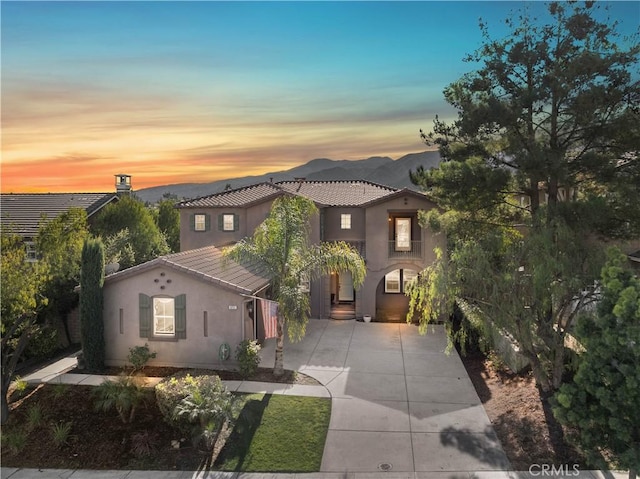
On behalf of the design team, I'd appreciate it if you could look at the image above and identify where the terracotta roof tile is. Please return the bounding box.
[276,180,398,206]
[177,182,284,208]
[105,245,270,295]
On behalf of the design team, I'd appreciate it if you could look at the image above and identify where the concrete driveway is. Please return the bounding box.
[259,319,511,475]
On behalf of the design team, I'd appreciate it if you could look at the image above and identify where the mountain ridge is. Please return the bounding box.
[135,150,441,203]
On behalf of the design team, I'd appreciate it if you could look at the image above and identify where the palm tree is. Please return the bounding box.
[225,196,366,376]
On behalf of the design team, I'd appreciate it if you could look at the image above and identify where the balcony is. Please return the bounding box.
[388,241,422,259]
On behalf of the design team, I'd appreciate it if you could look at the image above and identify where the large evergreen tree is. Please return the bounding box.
[409,1,639,391]
[79,237,106,372]
[225,196,366,376]
[554,249,640,479]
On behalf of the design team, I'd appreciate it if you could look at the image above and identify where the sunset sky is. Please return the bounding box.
[2,1,638,193]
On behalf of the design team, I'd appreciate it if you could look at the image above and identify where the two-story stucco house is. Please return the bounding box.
[176,179,445,322]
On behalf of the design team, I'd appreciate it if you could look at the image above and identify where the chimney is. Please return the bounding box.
[294,177,306,192]
[115,174,132,195]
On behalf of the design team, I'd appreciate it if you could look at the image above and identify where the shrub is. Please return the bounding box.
[127,343,157,373]
[131,430,157,458]
[51,421,72,447]
[155,373,234,448]
[94,376,148,423]
[235,339,261,378]
[13,377,28,394]
[26,404,44,430]
[52,383,69,399]
[25,326,59,360]
[1,430,27,454]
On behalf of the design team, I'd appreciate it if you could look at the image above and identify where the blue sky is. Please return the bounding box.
[2,1,638,192]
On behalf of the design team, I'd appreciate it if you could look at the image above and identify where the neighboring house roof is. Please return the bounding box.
[0,192,119,238]
[176,179,419,209]
[104,245,271,295]
[177,182,285,208]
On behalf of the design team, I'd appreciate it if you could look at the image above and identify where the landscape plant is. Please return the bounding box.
[225,195,366,376]
[127,343,157,374]
[79,237,106,372]
[553,249,640,479]
[235,339,261,379]
[51,421,72,448]
[1,429,27,454]
[156,373,234,449]
[93,376,148,424]
[1,231,50,424]
[26,404,44,430]
[408,1,639,392]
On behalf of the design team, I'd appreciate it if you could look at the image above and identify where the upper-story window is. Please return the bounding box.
[395,218,411,251]
[340,214,352,230]
[194,214,207,231]
[25,241,38,262]
[191,213,210,232]
[220,213,238,231]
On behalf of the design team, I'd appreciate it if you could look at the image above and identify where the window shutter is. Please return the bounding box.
[189,213,195,231]
[217,214,223,231]
[204,214,211,232]
[233,213,240,232]
[139,293,152,338]
[175,294,187,339]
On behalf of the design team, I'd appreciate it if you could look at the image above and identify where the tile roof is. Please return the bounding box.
[176,182,284,208]
[177,180,401,209]
[276,180,399,206]
[105,245,271,295]
[0,193,119,238]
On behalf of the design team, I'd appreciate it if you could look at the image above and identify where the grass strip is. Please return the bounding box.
[215,393,331,472]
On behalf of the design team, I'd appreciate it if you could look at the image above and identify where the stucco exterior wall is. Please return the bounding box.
[323,208,365,241]
[103,265,250,369]
[179,207,248,251]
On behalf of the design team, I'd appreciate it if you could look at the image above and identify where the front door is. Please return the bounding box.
[338,271,354,302]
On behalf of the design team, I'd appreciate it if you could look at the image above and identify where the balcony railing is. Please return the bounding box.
[388,241,422,259]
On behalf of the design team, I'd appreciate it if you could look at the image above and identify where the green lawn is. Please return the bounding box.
[214,393,331,472]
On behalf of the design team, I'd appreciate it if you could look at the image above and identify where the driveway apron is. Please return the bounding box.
[259,319,510,474]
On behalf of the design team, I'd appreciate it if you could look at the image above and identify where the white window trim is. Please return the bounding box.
[395,218,411,251]
[385,269,401,293]
[153,297,175,337]
[222,214,235,231]
[340,213,352,230]
[194,214,206,231]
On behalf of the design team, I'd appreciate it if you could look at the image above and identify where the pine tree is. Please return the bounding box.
[553,249,640,479]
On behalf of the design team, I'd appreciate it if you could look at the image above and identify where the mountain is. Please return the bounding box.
[134,151,441,203]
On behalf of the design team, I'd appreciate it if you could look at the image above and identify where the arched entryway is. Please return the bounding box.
[374,267,419,322]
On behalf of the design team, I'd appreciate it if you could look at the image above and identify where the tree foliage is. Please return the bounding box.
[409,1,639,391]
[553,249,640,477]
[36,208,89,345]
[225,196,366,376]
[1,232,50,424]
[79,237,105,372]
[93,195,169,269]
[156,199,180,252]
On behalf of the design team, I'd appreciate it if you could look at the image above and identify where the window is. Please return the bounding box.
[219,213,238,232]
[191,213,210,232]
[395,218,411,251]
[25,241,38,262]
[299,272,310,293]
[153,297,175,336]
[340,214,352,230]
[385,269,401,293]
[140,293,186,340]
[385,269,418,294]
[403,269,418,292]
[194,214,206,231]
